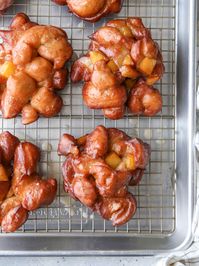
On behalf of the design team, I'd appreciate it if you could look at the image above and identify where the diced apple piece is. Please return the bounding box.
[107,60,119,73]
[120,65,140,79]
[117,54,126,67]
[123,54,134,66]
[124,154,136,170]
[146,75,159,85]
[0,164,9,181]
[0,61,15,79]
[138,57,157,76]
[77,135,88,146]
[90,51,108,64]
[119,26,133,38]
[105,152,121,169]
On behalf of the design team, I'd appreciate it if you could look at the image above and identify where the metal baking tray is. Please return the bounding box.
[0,0,197,255]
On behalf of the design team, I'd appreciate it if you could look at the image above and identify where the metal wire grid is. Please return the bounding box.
[0,0,176,235]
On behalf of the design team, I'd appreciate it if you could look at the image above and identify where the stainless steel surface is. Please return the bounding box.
[0,0,196,255]
[196,85,199,110]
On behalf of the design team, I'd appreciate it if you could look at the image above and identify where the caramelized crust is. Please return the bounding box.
[0,13,72,124]
[128,79,162,116]
[53,0,123,22]
[58,125,150,226]
[0,131,20,164]
[96,193,137,226]
[0,131,57,232]
[71,17,164,119]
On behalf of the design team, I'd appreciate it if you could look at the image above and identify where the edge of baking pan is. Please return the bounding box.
[0,0,197,255]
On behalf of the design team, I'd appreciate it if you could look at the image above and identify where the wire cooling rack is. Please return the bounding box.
[0,0,176,235]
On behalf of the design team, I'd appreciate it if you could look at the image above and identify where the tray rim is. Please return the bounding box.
[0,0,197,255]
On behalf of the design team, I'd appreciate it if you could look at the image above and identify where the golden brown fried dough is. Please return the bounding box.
[21,104,39,125]
[1,204,28,233]
[14,176,57,211]
[128,79,162,116]
[96,193,137,226]
[0,13,72,124]
[53,0,123,22]
[58,125,150,226]
[13,142,40,178]
[1,72,37,118]
[0,131,57,233]
[0,131,20,164]
[71,17,164,119]
[30,87,63,117]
